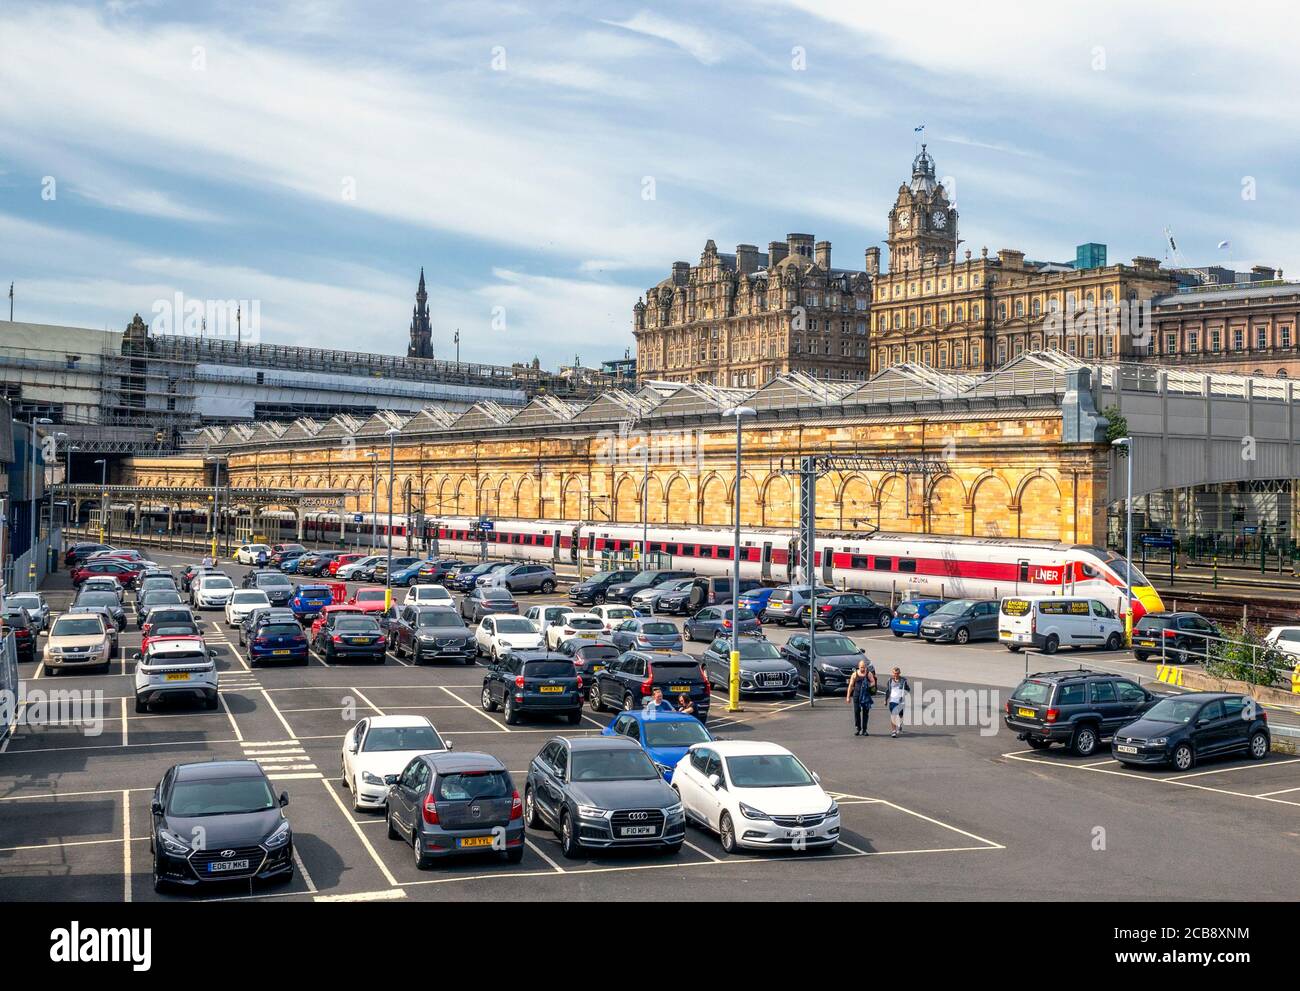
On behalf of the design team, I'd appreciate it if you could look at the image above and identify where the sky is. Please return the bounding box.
[1,0,1297,368]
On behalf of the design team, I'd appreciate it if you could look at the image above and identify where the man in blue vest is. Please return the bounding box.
[846,657,877,737]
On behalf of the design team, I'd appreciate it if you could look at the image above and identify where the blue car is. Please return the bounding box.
[279,555,304,574]
[248,619,309,666]
[390,559,433,587]
[289,583,334,621]
[600,709,714,782]
[890,598,945,637]
[737,586,776,619]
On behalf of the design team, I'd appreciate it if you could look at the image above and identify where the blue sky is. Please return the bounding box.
[1,0,1296,367]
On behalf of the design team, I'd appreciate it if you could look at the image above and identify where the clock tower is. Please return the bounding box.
[886,145,958,273]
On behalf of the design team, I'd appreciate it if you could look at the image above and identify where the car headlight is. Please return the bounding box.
[738,802,770,821]
[158,829,191,856]
[361,771,386,786]
[665,802,684,819]
[46,646,62,655]
[576,805,607,819]
[1149,738,1167,746]
[420,634,437,643]
[262,819,292,849]
[827,800,840,818]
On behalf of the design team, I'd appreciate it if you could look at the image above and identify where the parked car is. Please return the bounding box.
[1004,669,1158,756]
[763,584,836,626]
[1111,692,1270,771]
[811,593,893,631]
[277,554,306,574]
[389,559,433,587]
[242,570,294,606]
[672,741,838,854]
[313,613,386,663]
[604,569,695,604]
[288,583,334,622]
[414,559,463,584]
[385,751,524,867]
[559,640,621,699]
[149,760,293,892]
[701,635,798,697]
[191,573,237,610]
[374,556,422,585]
[590,649,711,722]
[1,606,38,663]
[546,612,606,650]
[1263,625,1300,659]
[136,574,179,597]
[140,605,197,642]
[781,632,869,695]
[483,562,558,594]
[389,605,476,664]
[239,606,299,647]
[403,583,455,609]
[481,650,584,725]
[567,569,638,606]
[589,603,637,632]
[71,557,141,588]
[65,541,113,566]
[309,603,367,639]
[335,554,382,580]
[141,621,204,655]
[272,542,307,559]
[302,551,347,577]
[890,598,945,637]
[1131,611,1220,663]
[524,736,685,857]
[631,577,696,615]
[234,543,272,565]
[684,605,760,642]
[74,588,127,631]
[134,638,219,712]
[79,575,125,600]
[475,614,544,661]
[65,605,123,658]
[42,612,113,673]
[136,589,185,628]
[460,586,518,623]
[327,553,366,576]
[341,715,450,812]
[610,616,685,652]
[248,618,310,667]
[601,709,715,781]
[449,561,508,592]
[523,604,576,643]
[999,596,1126,654]
[686,576,763,613]
[737,586,778,620]
[919,598,1000,644]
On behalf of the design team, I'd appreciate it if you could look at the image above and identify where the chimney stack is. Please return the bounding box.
[864,247,880,277]
[735,244,761,275]
[768,240,789,264]
[815,240,832,269]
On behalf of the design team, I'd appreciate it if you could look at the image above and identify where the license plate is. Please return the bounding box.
[619,825,656,837]
[578,633,595,639]
[350,638,369,644]
[785,829,807,839]
[164,672,189,682]
[272,649,290,655]
[590,664,604,673]
[1136,639,1156,648]
[457,835,494,848]
[669,685,689,693]
[1117,745,1138,754]
[208,859,249,873]
[1016,707,1036,718]
[999,630,1011,638]
[538,685,564,693]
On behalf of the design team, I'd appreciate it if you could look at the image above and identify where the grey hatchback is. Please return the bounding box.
[683,605,760,642]
[384,751,525,867]
[609,617,685,652]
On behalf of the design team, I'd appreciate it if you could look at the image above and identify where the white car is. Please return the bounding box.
[590,604,636,632]
[546,612,606,650]
[404,584,454,608]
[80,575,125,601]
[475,615,544,660]
[672,741,839,854]
[340,715,451,811]
[134,637,218,713]
[225,589,271,626]
[192,573,236,609]
[234,543,272,565]
[523,604,575,644]
[337,555,382,580]
[1263,626,1300,658]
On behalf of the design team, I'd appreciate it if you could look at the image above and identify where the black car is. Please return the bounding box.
[567,569,638,606]
[1111,692,1270,771]
[149,759,292,892]
[811,593,893,631]
[603,569,696,604]
[590,650,711,722]
[524,736,685,857]
[701,635,798,697]
[1131,611,1220,663]
[301,551,345,577]
[73,589,127,631]
[651,580,695,616]
[238,606,298,646]
[559,639,621,700]
[313,614,387,663]
[390,604,476,664]
[460,586,519,623]
[242,569,295,606]
[142,606,198,639]
[134,568,176,592]
[136,588,185,627]
[65,541,113,566]
[449,562,507,592]
[415,559,464,585]
[0,607,37,663]
[1004,669,1158,756]
[481,650,583,725]
[780,632,868,695]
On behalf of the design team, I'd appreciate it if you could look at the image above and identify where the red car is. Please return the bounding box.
[72,558,142,588]
[327,553,365,576]
[347,587,391,613]
[310,603,367,639]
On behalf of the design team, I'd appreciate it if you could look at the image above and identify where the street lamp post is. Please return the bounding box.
[366,451,379,549]
[385,428,399,609]
[94,459,107,544]
[722,406,756,713]
[27,417,51,590]
[205,456,223,561]
[641,427,649,569]
[1113,437,1134,644]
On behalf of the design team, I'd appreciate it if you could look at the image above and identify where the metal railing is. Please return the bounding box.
[1146,625,1296,691]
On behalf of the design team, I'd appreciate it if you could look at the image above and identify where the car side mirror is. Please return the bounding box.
[131,651,141,661]
[347,742,358,754]
[278,791,290,807]
[150,799,162,815]
[444,740,454,751]
[811,772,821,784]
[708,773,721,790]
[208,648,218,658]
[384,774,399,786]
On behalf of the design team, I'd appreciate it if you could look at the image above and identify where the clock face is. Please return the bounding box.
[897,210,910,229]
[931,210,947,230]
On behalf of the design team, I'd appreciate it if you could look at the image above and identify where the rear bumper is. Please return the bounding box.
[251,646,309,662]
[1005,717,1072,741]
[418,824,526,856]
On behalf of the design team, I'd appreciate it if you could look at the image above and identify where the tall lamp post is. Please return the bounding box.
[94,459,107,544]
[205,455,223,561]
[1112,437,1133,644]
[385,428,399,609]
[366,451,379,549]
[722,406,755,713]
[27,416,51,590]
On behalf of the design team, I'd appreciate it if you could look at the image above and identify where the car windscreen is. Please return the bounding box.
[354,589,387,602]
[1143,698,1204,724]
[483,588,512,601]
[415,587,450,598]
[932,599,975,615]
[232,591,268,603]
[586,571,615,582]
[1134,615,1172,631]
[650,661,702,681]
[522,661,574,679]
[724,608,756,621]
[570,748,660,781]
[436,770,509,800]
[77,592,119,608]
[5,596,40,610]
[1011,679,1052,704]
[256,574,291,586]
[738,640,781,658]
[604,608,633,619]
[496,618,535,634]
[725,753,814,788]
[417,612,463,629]
[363,725,444,753]
[641,622,678,635]
[260,624,302,637]
[894,602,919,617]
[335,618,380,632]
[642,720,712,748]
[576,644,619,661]
[568,617,604,629]
[52,618,104,637]
[144,592,183,605]
[203,578,234,589]
[150,609,193,624]
[169,776,276,816]
[153,625,200,638]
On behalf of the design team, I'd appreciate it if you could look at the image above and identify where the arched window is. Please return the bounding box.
[1015,299,1024,317]
[1031,298,1041,316]
[955,304,965,321]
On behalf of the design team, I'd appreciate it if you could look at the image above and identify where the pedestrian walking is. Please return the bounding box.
[846,657,876,737]
[885,667,911,738]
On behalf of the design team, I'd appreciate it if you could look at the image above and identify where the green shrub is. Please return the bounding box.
[1205,620,1288,687]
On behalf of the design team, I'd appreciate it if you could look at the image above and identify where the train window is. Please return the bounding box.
[897,559,916,573]
[665,543,679,556]
[850,555,868,569]
[718,546,732,560]
[871,557,893,571]
[1018,560,1030,582]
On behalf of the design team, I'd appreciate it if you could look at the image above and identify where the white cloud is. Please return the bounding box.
[73,184,221,223]
[602,12,729,65]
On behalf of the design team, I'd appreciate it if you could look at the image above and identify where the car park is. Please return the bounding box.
[389,605,476,664]
[589,603,636,632]
[460,586,518,623]
[335,554,382,580]
[763,584,835,626]
[998,596,1125,653]
[602,709,715,781]
[313,613,386,663]
[482,562,558,594]
[780,633,868,695]
[133,638,219,712]
[403,583,455,608]
[481,650,584,725]
[225,589,272,627]
[630,577,695,615]
[686,576,763,613]
[737,585,777,620]
[891,598,944,637]
[811,592,893,631]
[248,619,310,666]
[546,612,607,650]
[374,555,422,585]
[238,606,298,646]
[71,557,141,588]
[919,598,1000,644]
[1,606,38,663]
[136,589,185,627]
[590,649,711,721]
[559,640,621,698]
[1110,692,1270,771]
[242,569,294,606]
[1004,669,1158,756]
[149,760,293,892]
[701,635,798,697]
[1131,611,1220,663]
[524,736,685,857]
[191,573,236,609]
[609,616,685,652]
[341,715,451,811]
[288,583,334,621]
[74,588,127,631]
[385,751,524,866]
[413,558,463,584]
[475,614,544,661]
[3,592,49,631]
[42,613,113,673]
[567,568,638,606]
[684,605,760,642]
[603,569,695,604]
[234,543,272,565]
[672,741,838,855]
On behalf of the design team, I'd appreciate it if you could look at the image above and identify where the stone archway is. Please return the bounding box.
[971,473,1013,538]
[1016,473,1062,540]
[928,474,966,535]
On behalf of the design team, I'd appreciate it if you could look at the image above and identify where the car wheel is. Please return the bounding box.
[540,580,555,594]
[1006,644,1022,652]
[590,684,605,712]
[594,592,606,605]
[351,777,364,813]
[524,787,542,828]
[1042,634,1059,655]
[1072,723,1099,756]
[1134,651,1149,662]
[877,612,891,628]
[413,832,430,870]
[622,693,635,712]
[1249,731,1269,760]
[831,615,846,632]
[152,860,167,894]
[559,811,582,858]
[1172,742,1194,771]
[567,708,582,725]
[481,684,499,712]
[504,695,520,726]
[1105,632,1123,651]
[718,811,738,855]
[954,627,970,645]
[135,697,148,714]
[812,671,825,696]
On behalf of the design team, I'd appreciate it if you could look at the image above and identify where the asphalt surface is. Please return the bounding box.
[1,549,1296,902]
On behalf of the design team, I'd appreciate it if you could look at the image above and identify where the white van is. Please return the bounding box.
[998,596,1124,654]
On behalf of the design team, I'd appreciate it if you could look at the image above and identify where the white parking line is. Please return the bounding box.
[682,839,720,862]
[267,772,323,781]
[120,698,128,748]
[1166,757,1300,780]
[292,849,318,893]
[314,888,407,902]
[1255,785,1300,797]
[122,789,132,903]
[438,685,510,732]
[525,838,565,872]
[218,692,245,742]
[260,688,299,739]
[320,777,399,887]
[351,688,385,716]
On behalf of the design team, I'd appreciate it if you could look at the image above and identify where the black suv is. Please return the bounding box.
[1132,611,1220,663]
[559,639,621,701]
[481,650,584,725]
[1004,669,1157,756]
[604,569,696,604]
[590,650,711,722]
[242,569,294,606]
[811,593,893,631]
[568,569,638,606]
[0,607,37,663]
[780,632,868,695]
[390,604,475,664]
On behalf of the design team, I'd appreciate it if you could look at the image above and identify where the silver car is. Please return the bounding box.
[684,606,761,642]
[3,592,49,631]
[483,563,558,595]
[609,617,685,652]
[763,585,835,626]
[630,578,695,615]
